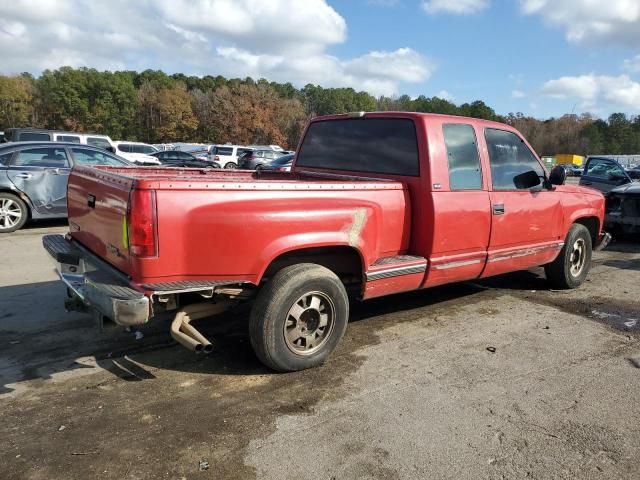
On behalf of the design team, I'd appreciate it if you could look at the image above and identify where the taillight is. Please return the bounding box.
[214,155,220,161]
[128,189,157,257]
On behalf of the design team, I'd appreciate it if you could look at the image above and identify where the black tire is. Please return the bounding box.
[0,193,28,233]
[224,162,237,169]
[544,224,592,289]
[249,263,349,372]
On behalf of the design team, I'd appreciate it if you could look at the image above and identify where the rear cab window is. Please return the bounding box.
[443,123,482,190]
[297,117,419,176]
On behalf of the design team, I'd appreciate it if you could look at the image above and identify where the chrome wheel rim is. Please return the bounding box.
[224,163,237,169]
[284,291,335,356]
[0,199,22,230]
[569,238,586,276]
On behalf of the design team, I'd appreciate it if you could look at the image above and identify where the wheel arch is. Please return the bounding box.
[260,245,365,293]
[573,216,599,246]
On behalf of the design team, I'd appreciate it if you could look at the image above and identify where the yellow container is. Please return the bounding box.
[555,154,584,166]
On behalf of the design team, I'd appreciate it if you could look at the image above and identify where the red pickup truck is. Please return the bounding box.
[44,112,610,372]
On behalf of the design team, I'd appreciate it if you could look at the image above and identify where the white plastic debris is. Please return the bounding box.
[134,331,144,341]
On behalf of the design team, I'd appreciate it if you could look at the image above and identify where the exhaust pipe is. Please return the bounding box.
[170,302,230,353]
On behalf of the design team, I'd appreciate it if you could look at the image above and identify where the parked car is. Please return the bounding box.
[626,168,640,180]
[0,142,131,232]
[561,164,583,177]
[258,153,294,172]
[4,128,116,152]
[605,182,640,235]
[150,150,220,168]
[43,112,610,373]
[579,156,633,193]
[238,149,287,170]
[211,145,253,169]
[112,141,161,165]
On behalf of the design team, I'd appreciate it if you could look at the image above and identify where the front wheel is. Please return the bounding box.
[0,193,28,233]
[544,224,592,289]
[249,264,349,372]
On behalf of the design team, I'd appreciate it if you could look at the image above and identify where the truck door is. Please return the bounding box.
[580,157,631,193]
[7,147,71,216]
[481,128,564,278]
[424,122,492,287]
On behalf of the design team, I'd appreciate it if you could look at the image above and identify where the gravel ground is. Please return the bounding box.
[1,220,639,480]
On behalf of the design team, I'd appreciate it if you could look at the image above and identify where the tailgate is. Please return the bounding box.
[67,166,133,274]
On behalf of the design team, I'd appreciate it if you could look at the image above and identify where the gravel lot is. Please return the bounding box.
[1,220,639,480]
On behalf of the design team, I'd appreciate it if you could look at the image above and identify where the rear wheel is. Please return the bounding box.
[544,224,592,289]
[224,162,237,169]
[0,193,28,233]
[249,264,349,372]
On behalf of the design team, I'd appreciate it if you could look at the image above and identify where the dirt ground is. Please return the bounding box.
[1,220,639,480]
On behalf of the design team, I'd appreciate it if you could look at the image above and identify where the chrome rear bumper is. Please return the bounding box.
[42,234,150,326]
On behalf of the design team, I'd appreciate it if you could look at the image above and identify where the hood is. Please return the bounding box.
[556,183,604,197]
[609,180,640,195]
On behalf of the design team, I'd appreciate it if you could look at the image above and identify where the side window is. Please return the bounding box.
[14,148,70,167]
[142,145,156,154]
[71,147,127,166]
[19,132,50,141]
[56,135,81,143]
[87,137,112,150]
[485,129,543,190]
[585,159,625,179]
[117,144,130,153]
[443,123,482,190]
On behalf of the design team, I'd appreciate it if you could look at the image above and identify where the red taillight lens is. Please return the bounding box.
[128,189,157,257]
[214,155,220,160]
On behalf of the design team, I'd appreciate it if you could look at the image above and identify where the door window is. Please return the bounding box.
[443,123,482,190]
[117,144,131,153]
[485,129,543,190]
[71,147,128,166]
[0,151,13,165]
[14,148,70,167]
[18,132,51,141]
[585,159,626,180]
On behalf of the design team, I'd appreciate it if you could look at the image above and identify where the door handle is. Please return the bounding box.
[15,173,32,179]
[492,203,505,215]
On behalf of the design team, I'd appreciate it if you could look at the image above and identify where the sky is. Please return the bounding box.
[1,0,639,119]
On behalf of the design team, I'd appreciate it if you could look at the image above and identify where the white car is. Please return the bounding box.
[211,145,253,169]
[112,141,161,165]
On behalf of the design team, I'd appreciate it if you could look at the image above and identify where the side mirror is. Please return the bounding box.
[513,169,542,189]
[549,165,567,186]
[105,146,116,153]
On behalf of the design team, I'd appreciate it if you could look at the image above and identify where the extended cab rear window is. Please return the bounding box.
[297,118,419,176]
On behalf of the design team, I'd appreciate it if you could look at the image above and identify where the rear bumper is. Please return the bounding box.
[594,231,612,251]
[42,234,150,326]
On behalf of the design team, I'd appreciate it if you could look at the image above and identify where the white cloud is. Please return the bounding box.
[422,0,489,15]
[623,54,640,73]
[0,0,433,96]
[542,74,640,110]
[520,0,640,46]
[512,90,526,98]
[436,90,454,101]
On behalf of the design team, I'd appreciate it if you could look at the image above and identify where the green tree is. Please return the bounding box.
[0,75,33,129]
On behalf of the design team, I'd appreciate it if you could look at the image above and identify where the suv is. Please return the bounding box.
[238,149,286,170]
[113,141,161,165]
[4,128,116,152]
[211,145,253,169]
[579,157,632,193]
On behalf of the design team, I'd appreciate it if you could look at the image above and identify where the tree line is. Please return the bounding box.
[0,66,639,154]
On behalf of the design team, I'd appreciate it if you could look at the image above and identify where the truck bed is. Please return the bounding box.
[66,166,411,288]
